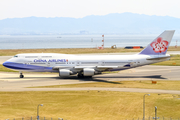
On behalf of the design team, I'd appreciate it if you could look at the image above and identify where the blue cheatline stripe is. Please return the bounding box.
[3,61,55,72]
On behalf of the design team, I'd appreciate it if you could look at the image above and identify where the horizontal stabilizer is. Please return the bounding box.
[146,56,171,60]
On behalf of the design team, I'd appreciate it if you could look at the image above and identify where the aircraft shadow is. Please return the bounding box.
[94,75,166,79]
[60,75,166,84]
[61,76,122,84]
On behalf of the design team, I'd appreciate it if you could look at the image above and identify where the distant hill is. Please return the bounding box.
[0,12,180,35]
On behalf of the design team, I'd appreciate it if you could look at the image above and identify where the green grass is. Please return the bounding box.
[0,48,143,56]
[0,46,179,56]
[33,80,180,91]
[0,91,180,120]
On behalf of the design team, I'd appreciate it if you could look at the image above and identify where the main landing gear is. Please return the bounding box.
[78,73,84,78]
[77,73,92,78]
[20,72,24,78]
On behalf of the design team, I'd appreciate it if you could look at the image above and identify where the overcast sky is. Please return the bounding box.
[0,0,180,20]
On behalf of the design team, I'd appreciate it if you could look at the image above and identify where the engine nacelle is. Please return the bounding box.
[83,68,95,76]
[59,69,72,77]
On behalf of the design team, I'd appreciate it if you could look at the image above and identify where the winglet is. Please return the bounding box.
[139,30,175,55]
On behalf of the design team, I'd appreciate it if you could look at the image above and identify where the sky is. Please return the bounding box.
[0,0,180,20]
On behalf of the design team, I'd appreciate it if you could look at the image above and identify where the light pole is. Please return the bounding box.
[37,104,43,120]
[153,106,159,120]
[155,106,157,120]
[143,94,150,120]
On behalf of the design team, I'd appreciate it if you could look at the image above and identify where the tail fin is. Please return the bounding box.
[139,30,175,55]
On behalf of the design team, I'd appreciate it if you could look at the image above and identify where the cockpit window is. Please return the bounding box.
[14,55,18,57]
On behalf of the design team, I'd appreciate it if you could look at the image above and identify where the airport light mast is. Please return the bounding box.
[37,104,43,120]
[102,35,104,49]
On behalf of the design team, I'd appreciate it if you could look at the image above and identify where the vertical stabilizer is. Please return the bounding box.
[139,30,175,55]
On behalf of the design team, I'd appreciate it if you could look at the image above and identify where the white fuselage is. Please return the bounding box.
[3,53,170,73]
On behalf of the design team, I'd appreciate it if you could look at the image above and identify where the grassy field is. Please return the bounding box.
[0,91,180,120]
[0,46,180,56]
[0,47,143,56]
[33,80,180,91]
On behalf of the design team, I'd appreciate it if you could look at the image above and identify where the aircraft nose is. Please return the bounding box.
[3,61,9,67]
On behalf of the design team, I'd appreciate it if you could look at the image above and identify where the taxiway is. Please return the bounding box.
[0,65,180,94]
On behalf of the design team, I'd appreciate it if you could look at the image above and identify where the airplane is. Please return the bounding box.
[3,30,175,78]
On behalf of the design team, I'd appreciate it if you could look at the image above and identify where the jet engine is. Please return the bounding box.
[83,68,95,76]
[59,69,73,77]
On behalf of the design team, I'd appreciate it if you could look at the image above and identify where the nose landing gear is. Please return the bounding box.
[20,72,24,78]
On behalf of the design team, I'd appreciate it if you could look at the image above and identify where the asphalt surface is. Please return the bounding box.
[0,65,180,94]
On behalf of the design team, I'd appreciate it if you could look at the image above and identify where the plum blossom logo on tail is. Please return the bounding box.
[150,37,169,53]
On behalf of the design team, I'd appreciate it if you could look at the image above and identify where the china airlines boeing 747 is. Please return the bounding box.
[3,30,175,78]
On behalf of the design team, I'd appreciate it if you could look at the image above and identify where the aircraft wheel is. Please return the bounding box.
[87,76,92,78]
[78,73,84,78]
[20,75,24,78]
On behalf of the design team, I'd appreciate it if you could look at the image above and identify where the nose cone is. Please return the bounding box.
[3,61,22,70]
[3,61,15,69]
[3,61,9,67]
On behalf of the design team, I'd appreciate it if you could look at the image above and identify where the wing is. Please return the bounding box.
[53,63,133,71]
